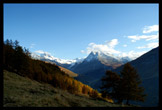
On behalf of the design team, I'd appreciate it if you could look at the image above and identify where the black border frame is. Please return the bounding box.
[1,0,160,110]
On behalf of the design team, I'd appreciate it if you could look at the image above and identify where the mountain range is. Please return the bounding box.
[31,51,131,70]
[31,52,84,69]
[31,51,131,87]
[31,47,159,107]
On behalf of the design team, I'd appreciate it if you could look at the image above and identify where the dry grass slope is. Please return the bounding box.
[3,70,130,107]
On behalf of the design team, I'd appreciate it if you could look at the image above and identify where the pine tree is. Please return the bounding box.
[100,63,146,104]
[100,70,121,103]
[119,63,146,105]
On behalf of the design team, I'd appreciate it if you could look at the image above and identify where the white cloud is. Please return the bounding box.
[128,33,159,42]
[35,50,51,55]
[137,42,159,49]
[143,25,159,33]
[83,39,120,55]
[128,39,137,42]
[81,50,85,53]
[105,39,119,48]
[127,25,159,42]
[128,35,139,40]
[81,38,150,60]
[119,51,147,60]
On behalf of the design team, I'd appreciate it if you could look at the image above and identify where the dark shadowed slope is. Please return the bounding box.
[113,47,159,107]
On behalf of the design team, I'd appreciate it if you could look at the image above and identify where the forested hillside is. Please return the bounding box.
[3,39,113,105]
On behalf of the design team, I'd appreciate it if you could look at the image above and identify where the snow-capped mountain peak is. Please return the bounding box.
[82,50,133,68]
[40,52,56,60]
[31,52,84,65]
[31,50,132,70]
[85,51,99,62]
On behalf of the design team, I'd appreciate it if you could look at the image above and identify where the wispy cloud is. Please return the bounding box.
[35,50,51,55]
[118,51,147,60]
[137,42,159,49]
[105,39,119,48]
[123,44,127,47]
[81,50,85,53]
[143,25,159,33]
[127,25,159,42]
[128,33,159,42]
[30,44,36,48]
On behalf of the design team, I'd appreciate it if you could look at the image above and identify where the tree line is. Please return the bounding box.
[100,63,147,105]
[3,39,111,101]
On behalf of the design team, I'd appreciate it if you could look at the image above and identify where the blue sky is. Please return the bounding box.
[4,4,159,60]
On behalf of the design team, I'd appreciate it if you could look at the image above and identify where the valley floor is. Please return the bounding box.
[3,70,128,107]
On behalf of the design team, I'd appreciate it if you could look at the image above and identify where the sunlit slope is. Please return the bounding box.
[58,66,78,77]
[4,70,127,107]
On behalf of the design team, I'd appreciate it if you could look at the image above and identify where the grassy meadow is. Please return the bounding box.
[3,70,130,107]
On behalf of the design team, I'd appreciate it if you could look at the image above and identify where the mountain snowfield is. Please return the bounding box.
[31,50,132,70]
[31,52,84,65]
